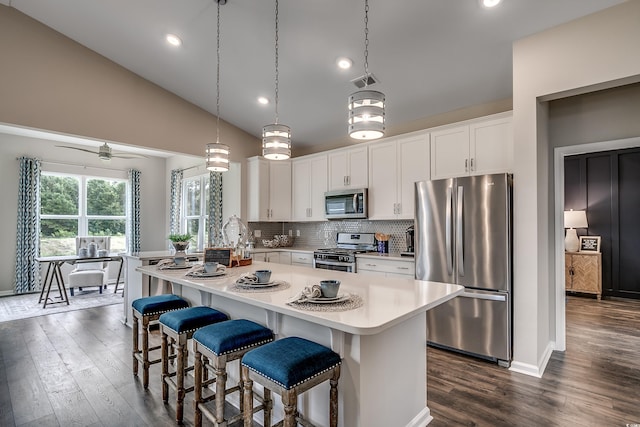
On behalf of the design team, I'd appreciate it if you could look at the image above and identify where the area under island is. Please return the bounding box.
[135,261,463,427]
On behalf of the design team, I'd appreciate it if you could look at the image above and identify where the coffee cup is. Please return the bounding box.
[320,280,341,298]
[254,269,272,283]
[204,262,218,274]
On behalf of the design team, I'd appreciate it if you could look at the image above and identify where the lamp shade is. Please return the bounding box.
[206,142,230,172]
[348,90,386,140]
[564,210,588,229]
[262,123,291,160]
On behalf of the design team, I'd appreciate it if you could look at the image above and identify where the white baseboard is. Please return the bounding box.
[407,407,433,427]
[509,341,555,378]
[0,289,15,297]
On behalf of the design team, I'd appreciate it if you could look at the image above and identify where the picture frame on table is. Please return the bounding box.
[204,247,233,267]
[579,236,601,253]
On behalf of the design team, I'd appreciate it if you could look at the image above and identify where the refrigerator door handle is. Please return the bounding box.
[457,185,464,276]
[460,291,507,302]
[446,186,453,275]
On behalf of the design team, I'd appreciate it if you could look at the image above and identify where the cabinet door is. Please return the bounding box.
[470,116,513,175]
[328,151,349,190]
[397,133,430,219]
[269,161,291,221]
[292,159,311,221]
[430,125,470,179]
[368,140,398,219]
[309,155,328,220]
[247,157,270,221]
[572,254,600,293]
[279,251,292,265]
[347,146,369,189]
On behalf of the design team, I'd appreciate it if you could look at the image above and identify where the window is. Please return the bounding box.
[40,173,127,256]
[183,174,210,251]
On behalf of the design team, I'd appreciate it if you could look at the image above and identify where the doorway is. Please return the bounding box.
[553,136,640,351]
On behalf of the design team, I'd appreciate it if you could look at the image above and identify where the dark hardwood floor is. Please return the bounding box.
[428,296,640,426]
[1,295,639,426]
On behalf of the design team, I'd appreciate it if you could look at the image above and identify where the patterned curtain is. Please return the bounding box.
[15,157,41,294]
[128,169,141,253]
[169,169,183,235]
[208,171,224,247]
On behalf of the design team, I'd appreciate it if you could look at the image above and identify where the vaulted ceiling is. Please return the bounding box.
[1,0,625,154]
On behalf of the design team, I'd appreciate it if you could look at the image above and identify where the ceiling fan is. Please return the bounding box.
[56,143,149,162]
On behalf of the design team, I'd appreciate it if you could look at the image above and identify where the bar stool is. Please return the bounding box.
[159,306,229,423]
[192,319,274,427]
[132,294,189,389]
[241,336,341,427]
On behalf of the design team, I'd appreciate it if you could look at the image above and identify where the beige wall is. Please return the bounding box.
[0,5,259,162]
[511,0,640,375]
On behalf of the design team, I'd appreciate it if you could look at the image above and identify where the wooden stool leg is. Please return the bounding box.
[264,387,272,427]
[142,317,150,389]
[132,313,139,377]
[194,351,203,427]
[282,389,297,427]
[214,364,227,424]
[176,342,186,423]
[330,366,340,427]
[161,332,169,402]
[242,367,253,427]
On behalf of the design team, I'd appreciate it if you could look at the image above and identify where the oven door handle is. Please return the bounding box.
[314,259,353,268]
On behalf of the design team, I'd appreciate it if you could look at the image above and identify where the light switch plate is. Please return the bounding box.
[254,230,261,238]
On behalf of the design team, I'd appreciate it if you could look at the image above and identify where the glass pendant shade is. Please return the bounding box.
[205,142,230,171]
[262,123,291,160]
[348,89,386,140]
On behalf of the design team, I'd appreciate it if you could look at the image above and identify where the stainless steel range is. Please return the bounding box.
[313,232,376,273]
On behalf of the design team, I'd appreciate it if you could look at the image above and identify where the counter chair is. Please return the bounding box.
[241,337,341,427]
[68,236,110,296]
[159,306,229,424]
[192,319,274,427]
[132,294,190,389]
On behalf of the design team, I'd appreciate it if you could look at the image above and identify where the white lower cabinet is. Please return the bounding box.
[253,251,292,265]
[356,257,415,278]
[290,251,313,267]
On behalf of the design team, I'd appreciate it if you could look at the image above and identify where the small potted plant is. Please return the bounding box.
[168,233,192,265]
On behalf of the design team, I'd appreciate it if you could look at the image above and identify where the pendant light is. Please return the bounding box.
[206,0,230,172]
[348,0,385,140]
[262,0,291,160]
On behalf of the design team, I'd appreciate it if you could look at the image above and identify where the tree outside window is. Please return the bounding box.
[40,173,127,256]
[183,175,210,251]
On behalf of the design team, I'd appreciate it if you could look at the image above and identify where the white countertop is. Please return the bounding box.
[136,261,462,336]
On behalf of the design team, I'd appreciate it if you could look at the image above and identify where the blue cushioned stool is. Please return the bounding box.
[159,306,229,423]
[192,319,274,427]
[131,294,189,389]
[241,337,341,427]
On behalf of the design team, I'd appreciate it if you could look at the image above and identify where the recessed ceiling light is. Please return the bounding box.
[165,33,182,47]
[336,57,353,70]
[480,0,502,8]
[257,96,270,105]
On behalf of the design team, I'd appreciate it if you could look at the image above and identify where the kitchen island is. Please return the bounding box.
[136,261,462,427]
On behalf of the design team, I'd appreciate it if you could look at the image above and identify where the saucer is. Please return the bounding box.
[307,294,350,304]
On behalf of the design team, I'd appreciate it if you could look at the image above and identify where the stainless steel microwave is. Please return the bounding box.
[324,188,368,219]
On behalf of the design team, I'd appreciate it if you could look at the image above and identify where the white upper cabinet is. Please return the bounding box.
[430,112,513,180]
[247,157,292,222]
[328,146,368,190]
[292,154,328,221]
[368,132,430,220]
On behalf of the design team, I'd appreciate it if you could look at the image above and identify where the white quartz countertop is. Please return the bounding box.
[136,261,462,336]
[122,250,203,260]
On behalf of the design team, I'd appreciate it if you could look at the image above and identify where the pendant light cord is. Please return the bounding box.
[215,0,221,143]
[363,0,370,86]
[274,0,280,124]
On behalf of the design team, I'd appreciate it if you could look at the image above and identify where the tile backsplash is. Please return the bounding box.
[248,219,413,253]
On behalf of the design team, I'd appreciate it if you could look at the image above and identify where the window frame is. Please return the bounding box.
[181,173,210,251]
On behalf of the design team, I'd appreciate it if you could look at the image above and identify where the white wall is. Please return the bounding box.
[0,132,167,295]
[510,0,640,376]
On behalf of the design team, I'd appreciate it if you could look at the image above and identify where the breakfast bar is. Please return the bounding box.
[135,262,463,427]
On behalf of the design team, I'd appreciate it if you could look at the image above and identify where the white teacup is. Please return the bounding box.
[204,262,218,274]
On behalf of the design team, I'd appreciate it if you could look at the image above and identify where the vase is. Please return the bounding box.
[172,241,190,265]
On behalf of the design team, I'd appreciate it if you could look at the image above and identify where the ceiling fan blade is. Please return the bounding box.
[112,153,149,159]
[56,145,99,155]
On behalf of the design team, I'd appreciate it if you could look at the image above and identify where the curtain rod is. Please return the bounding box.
[34,159,127,173]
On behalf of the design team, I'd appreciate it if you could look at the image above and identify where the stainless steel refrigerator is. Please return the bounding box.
[415,173,512,366]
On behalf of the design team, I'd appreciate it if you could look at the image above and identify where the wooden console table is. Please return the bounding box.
[565,251,602,300]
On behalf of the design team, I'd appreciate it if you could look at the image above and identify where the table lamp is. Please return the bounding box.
[564,210,588,252]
